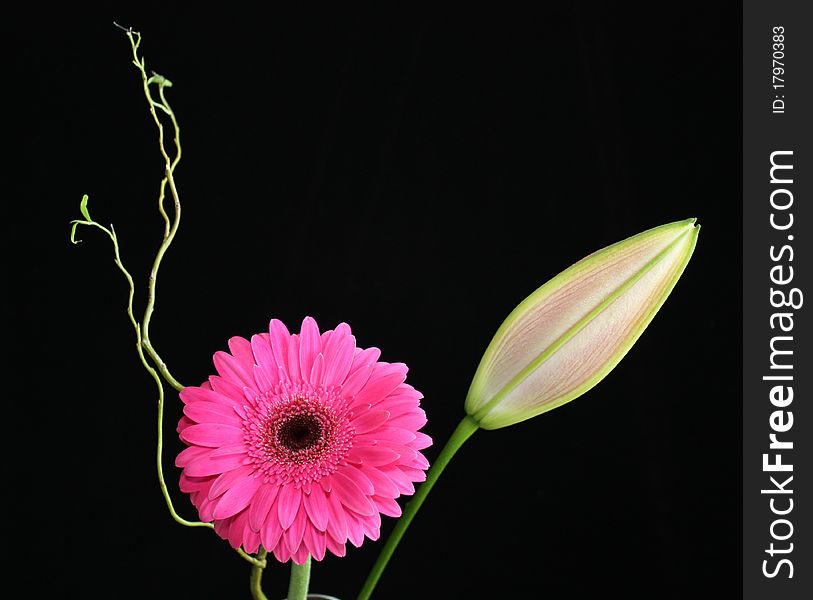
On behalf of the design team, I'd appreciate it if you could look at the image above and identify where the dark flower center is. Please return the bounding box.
[277,414,323,451]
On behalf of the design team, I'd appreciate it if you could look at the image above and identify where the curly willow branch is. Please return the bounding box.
[70,25,267,572]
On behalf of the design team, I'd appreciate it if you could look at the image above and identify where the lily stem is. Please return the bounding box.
[356,415,479,600]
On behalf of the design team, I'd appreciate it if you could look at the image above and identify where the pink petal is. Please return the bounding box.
[287,335,301,382]
[185,451,247,478]
[272,542,290,563]
[268,319,291,370]
[242,385,260,403]
[261,516,285,555]
[355,363,407,405]
[351,410,391,434]
[208,465,254,500]
[349,347,381,374]
[228,515,246,548]
[250,334,276,372]
[387,410,427,430]
[362,427,416,445]
[228,509,250,549]
[374,397,421,416]
[367,507,382,530]
[224,514,242,543]
[345,513,365,547]
[242,521,261,554]
[249,484,280,532]
[341,364,373,398]
[325,531,346,557]
[213,474,262,519]
[197,494,217,522]
[376,443,417,463]
[277,485,302,529]
[343,466,375,495]
[213,351,255,389]
[284,509,308,554]
[359,465,400,498]
[253,364,275,392]
[361,515,381,541]
[408,451,430,470]
[291,544,310,565]
[351,437,378,448]
[386,383,423,402]
[180,386,235,407]
[183,402,243,426]
[299,316,321,380]
[180,423,244,448]
[179,473,215,494]
[399,466,428,483]
[207,376,246,402]
[323,332,355,386]
[175,445,209,468]
[210,444,247,457]
[325,490,348,542]
[227,336,256,372]
[303,485,329,531]
[381,467,415,495]
[373,496,402,517]
[319,328,334,353]
[410,431,432,450]
[331,470,375,516]
[303,526,327,561]
[334,322,352,338]
[177,415,194,433]
[214,515,231,539]
[310,353,325,386]
[347,446,400,467]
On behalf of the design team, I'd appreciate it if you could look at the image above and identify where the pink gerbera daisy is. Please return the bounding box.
[175,317,431,564]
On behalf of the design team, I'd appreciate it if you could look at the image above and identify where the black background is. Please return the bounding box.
[13,4,740,599]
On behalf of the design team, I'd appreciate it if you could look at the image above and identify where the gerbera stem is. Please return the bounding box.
[250,548,269,600]
[357,415,479,600]
[287,555,312,600]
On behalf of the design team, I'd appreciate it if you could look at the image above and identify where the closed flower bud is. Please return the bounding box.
[465,218,699,429]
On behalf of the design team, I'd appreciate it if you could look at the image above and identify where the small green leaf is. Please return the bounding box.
[79,194,91,221]
[147,73,173,87]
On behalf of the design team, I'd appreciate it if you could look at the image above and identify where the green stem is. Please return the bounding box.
[250,548,269,600]
[356,415,479,600]
[287,556,312,600]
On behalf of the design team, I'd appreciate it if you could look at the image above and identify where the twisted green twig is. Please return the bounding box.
[70,199,206,531]
[123,26,184,394]
[250,548,270,600]
[70,26,267,574]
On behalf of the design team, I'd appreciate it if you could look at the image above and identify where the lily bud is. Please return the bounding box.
[465,218,699,429]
